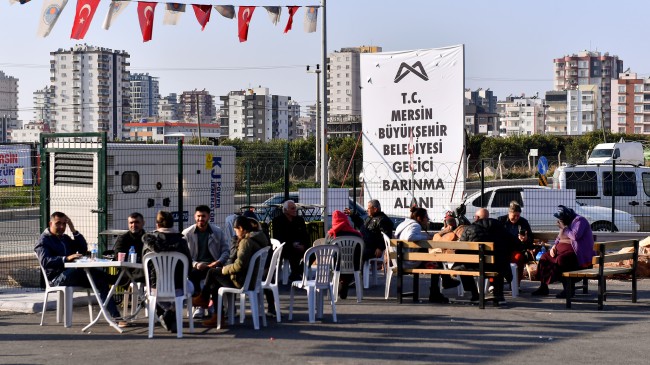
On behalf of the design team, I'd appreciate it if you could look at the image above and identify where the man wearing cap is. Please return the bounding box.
[532,205,594,298]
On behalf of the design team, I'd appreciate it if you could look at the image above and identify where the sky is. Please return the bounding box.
[1,0,649,123]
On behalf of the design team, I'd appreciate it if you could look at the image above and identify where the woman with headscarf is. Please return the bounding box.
[325,210,363,299]
[532,205,595,298]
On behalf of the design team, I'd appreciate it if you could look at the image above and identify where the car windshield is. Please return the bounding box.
[590,149,613,158]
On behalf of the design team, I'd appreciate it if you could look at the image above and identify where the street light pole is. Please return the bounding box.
[321,0,329,233]
[307,64,321,183]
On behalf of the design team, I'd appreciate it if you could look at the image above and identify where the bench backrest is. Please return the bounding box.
[390,239,496,265]
[592,239,639,266]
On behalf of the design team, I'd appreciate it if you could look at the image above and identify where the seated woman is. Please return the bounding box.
[193,215,270,327]
[395,206,459,304]
[497,201,533,285]
[532,205,595,298]
[325,210,363,300]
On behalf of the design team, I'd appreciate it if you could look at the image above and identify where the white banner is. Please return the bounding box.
[360,45,465,220]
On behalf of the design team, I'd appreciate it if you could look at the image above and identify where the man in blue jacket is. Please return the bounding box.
[35,211,121,319]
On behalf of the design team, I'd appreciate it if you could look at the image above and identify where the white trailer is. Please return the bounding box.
[44,142,235,246]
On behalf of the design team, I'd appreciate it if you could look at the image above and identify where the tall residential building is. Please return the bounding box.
[0,70,19,142]
[327,45,381,137]
[130,73,159,121]
[218,87,298,141]
[544,85,601,135]
[123,121,220,143]
[611,72,650,134]
[49,45,130,140]
[179,90,215,124]
[33,86,53,124]
[464,88,499,136]
[553,50,624,130]
[497,96,545,136]
[158,93,180,121]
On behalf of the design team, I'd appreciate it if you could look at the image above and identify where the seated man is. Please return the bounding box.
[271,200,310,281]
[497,201,532,285]
[35,212,121,320]
[346,199,394,263]
[113,212,146,284]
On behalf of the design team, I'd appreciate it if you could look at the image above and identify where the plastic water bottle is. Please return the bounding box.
[90,244,98,261]
[128,246,137,263]
[536,246,546,261]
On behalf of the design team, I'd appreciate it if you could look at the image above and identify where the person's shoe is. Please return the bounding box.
[158,314,169,331]
[441,276,461,289]
[163,310,177,333]
[202,313,227,328]
[469,294,480,303]
[193,307,206,319]
[118,320,133,328]
[192,295,210,308]
[487,294,507,304]
[531,286,549,296]
[428,293,449,304]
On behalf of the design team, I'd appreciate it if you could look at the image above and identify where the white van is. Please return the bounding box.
[553,164,650,231]
[587,141,644,166]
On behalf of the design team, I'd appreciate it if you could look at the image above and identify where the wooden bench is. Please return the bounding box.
[563,239,639,310]
[390,239,499,309]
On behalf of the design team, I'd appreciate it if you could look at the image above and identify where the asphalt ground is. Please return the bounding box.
[1,278,650,365]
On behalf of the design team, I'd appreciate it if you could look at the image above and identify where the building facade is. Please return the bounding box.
[123,121,220,143]
[0,70,19,142]
[33,86,53,125]
[545,91,568,135]
[497,96,545,136]
[49,45,131,140]
[553,51,624,131]
[11,122,50,143]
[611,72,650,134]
[158,93,180,121]
[130,73,159,121]
[464,88,499,136]
[179,90,215,125]
[327,45,381,138]
[218,87,298,141]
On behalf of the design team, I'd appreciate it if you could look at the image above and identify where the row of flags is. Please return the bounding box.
[9,0,319,42]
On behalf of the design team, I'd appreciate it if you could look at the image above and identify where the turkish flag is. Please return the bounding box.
[137,2,157,42]
[284,6,299,33]
[238,6,255,42]
[192,4,211,31]
[70,0,100,40]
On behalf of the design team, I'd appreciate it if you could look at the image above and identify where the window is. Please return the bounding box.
[618,106,626,113]
[603,171,637,197]
[634,84,643,93]
[471,191,493,207]
[618,96,626,103]
[566,171,598,196]
[618,116,626,124]
[635,95,643,103]
[635,115,643,123]
[642,173,650,197]
[121,171,139,193]
[618,85,626,93]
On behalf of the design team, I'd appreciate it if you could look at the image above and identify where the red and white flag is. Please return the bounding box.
[137,2,157,42]
[238,6,255,42]
[192,4,211,31]
[284,6,299,33]
[70,0,100,40]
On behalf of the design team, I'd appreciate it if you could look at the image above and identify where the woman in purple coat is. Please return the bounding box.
[532,205,594,298]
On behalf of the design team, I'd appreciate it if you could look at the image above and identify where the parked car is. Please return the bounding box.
[252,192,368,223]
[460,185,639,232]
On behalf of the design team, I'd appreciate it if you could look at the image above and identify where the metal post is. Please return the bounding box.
[316,66,321,183]
[177,139,184,232]
[195,90,202,145]
[284,142,290,202]
[611,159,616,232]
[352,161,357,214]
[321,0,329,232]
[246,160,251,207]
[480,159,485,207]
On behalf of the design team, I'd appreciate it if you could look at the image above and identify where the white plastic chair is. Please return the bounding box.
[143,252,194,338]
[289,245,339,323]
[271,238,292,285]
[37,255,93,328]
[331,236,364,303]
[261,241,285,322]
[217,246,270,330]
[382,233,397,300]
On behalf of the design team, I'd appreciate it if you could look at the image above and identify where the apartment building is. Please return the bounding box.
[464,88,499,136]
[158,93,180,121]
[33,86,53,125]
[611,72,650,134]
[0,70,19,142]
[553,50,624,131]
[327,45,381,137]
[497,96,545,136]
[218,87,298,141]
[179,90,215,125]
[123,121,220,143]
[130,73,159,121]
[49,45,131,140]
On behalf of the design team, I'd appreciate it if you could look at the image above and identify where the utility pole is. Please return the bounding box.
[307,64,321,183]
[321,0,329,233]
[195,89,203,145]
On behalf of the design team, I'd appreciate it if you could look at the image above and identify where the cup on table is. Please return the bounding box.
[117,252,126,262]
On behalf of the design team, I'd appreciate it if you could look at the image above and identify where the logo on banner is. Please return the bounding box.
[394,61,429,83]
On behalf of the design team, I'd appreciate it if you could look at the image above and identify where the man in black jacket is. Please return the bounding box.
[458,208,519,303]
[346,199,394,263]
